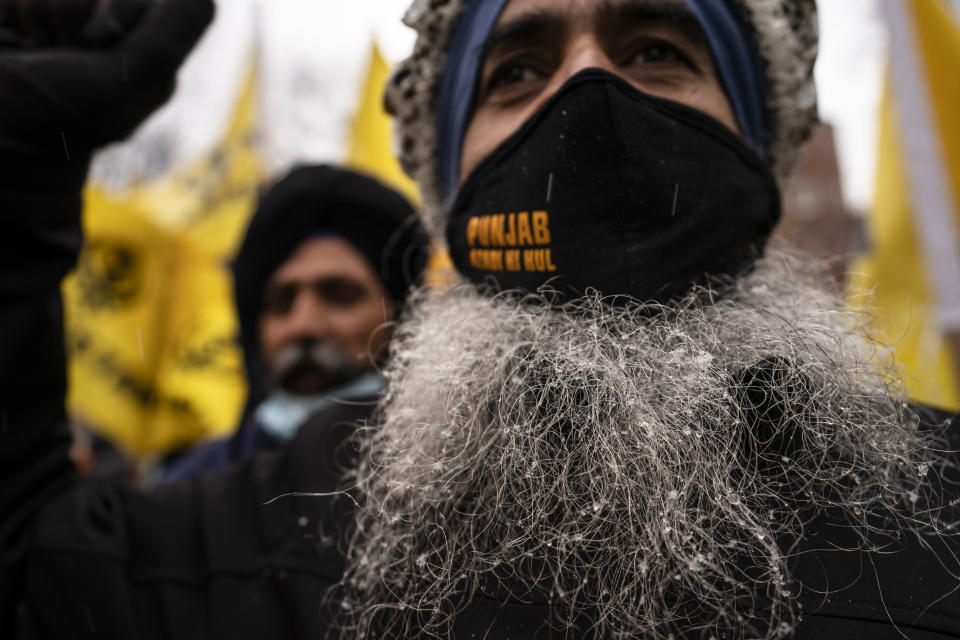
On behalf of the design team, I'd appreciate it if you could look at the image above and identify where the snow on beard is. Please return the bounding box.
[335,251,951,640]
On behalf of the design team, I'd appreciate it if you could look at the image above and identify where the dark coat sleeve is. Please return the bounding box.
[0,148,89,635]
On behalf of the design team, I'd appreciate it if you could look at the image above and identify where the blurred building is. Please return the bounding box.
[772,124,861,288]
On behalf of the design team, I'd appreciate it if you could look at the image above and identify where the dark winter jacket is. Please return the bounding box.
[3,138,960,640]
[161,414,273,482]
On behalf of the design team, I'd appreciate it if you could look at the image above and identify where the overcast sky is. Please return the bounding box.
[815,0,887,210]
[94,0,958,213]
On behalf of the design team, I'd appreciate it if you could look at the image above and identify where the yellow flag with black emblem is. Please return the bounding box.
[848,0,960,411]
[64,61,260,457]
[63,190,174,446]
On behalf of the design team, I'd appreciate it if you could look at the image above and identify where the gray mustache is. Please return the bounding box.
[269,341,359,389]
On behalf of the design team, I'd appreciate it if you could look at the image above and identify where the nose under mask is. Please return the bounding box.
[445,68,781,303]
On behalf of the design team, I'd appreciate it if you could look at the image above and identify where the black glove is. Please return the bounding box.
[0,0,214,182]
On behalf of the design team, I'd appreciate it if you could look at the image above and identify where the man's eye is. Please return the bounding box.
[263,284,297,315]
[316,279,367,307]
[481,56,548,100]
[637,43,677,63]
[489,63,534,89]
[624,39,694,70]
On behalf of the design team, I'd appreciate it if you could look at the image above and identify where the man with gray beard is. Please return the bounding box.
[333,0,960,638]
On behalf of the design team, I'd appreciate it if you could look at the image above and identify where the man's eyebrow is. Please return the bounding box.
[479,10,568,64]
[598,0,710,48]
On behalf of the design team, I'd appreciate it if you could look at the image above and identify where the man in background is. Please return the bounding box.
[164,164,426,479]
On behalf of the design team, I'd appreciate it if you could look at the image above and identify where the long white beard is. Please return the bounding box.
[337,252,949,639]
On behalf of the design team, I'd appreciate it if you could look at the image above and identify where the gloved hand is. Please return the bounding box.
[0,0,214,178]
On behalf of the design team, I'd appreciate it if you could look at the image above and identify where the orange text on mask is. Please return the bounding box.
[467,211,556,273]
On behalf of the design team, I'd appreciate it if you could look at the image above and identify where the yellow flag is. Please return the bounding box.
[63,190,175,450]
[848,0,960,411]
[346,43,419,204]
[64,61,261,456]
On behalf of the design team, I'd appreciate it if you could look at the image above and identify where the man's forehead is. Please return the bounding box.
[486,0,708,53]
[269,236,375,284]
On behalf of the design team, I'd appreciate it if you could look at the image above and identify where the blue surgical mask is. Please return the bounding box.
[255,372,385,441]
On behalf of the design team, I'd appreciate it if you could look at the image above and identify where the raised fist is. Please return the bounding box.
[0,0,214,161]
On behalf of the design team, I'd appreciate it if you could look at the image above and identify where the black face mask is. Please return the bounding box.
[446,68,781,303]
